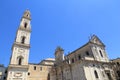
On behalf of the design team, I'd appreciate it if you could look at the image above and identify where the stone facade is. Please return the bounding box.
[5,10,117,80]
[6,10,55,80]
[28,58,55,80]
[7,10,31,80]
[111,58,120,80]
[50,35,116,80]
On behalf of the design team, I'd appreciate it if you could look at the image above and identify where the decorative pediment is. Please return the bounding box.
[89,35,105,46]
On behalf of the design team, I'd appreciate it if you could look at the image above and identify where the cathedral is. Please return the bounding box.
[0,10,119,80]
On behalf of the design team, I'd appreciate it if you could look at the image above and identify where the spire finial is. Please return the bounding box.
[22,10,31,20]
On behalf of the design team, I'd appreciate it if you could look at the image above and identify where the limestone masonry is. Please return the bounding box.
[0,10,120,80]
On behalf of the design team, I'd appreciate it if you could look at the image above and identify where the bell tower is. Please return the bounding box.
[7,10,31,80]
[10,10,31,65]
[55,46,64,65]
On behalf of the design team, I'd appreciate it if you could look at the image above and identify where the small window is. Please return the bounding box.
[21,36,26,44]
[5,70,7,74]
[78,55,81,60]
[86,51,90,56]
[28,72,30,75]
[34,66,36,70]
[40,67,42,71]
[18,58,22,65]
[106,73,112,80]
[4,77,6,79]
[94,70,99,78]
[24,23,27,28]
[48,73,50,80]
[117,71,120,77]
[71,58,74,63]
[99,50,103,57]
[117,62,119,65]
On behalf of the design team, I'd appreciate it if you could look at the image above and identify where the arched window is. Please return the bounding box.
[24,22,27,28]
[18,58,22,65]
[99,50,103,57]
[94,70,99,78]
[21,36,26,44]
[27,14,29,17]
[17,56,23,65]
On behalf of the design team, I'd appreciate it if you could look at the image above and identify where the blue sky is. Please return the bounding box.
[0,0,120,66]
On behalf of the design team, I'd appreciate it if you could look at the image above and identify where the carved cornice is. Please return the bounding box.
[13,42,30,48]
[19,27,31,33]
[8,64,29,70]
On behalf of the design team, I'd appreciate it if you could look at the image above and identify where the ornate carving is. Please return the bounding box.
[14,72,22,77]
[18,48,25,53]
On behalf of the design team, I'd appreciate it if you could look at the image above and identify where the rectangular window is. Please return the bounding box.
[78,55,81,60]
[99,50,103,57]
[5,70,7,74]
[86,51,90,56]
[40,67,42,71]
[4,77,6,79]
[71,58,74,63]
[106,73,112,80]
[94,70,99,78]
[34,66,36,70]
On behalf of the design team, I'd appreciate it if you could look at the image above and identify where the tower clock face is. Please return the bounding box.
[18,48,25,53]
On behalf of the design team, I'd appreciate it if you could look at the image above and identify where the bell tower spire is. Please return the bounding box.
[22,10,31,20]
[7,10,32,80]
[19,10,31,32]
[10,10,31,65]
